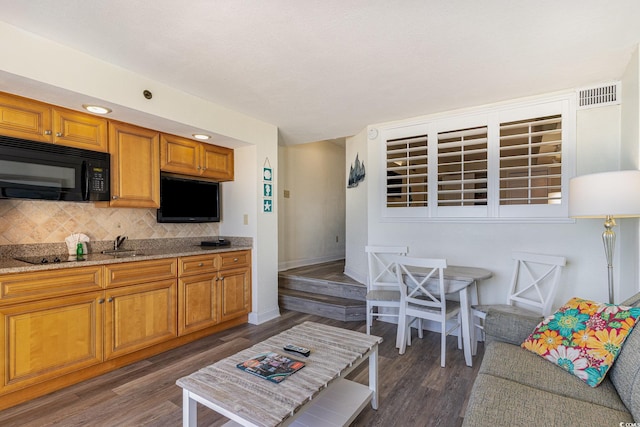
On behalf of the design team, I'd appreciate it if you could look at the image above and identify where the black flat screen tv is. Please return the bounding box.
[157,174,220,223]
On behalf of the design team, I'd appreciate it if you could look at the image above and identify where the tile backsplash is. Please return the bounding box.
[0,199,219,245]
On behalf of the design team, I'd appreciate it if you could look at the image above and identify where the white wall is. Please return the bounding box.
[278,140,346,270]
[621,46,640,171]
[0,21,273,146]
[221,144,280,324]
[344,129,368,284]
[346,82,640,308]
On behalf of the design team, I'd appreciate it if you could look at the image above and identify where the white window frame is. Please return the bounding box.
[379,94,575,222]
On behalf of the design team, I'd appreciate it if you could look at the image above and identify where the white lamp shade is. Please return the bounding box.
[569,170,640,218]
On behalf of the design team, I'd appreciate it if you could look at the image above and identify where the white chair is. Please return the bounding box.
[365,245,408,340]
[395,256,461,367]
[472,251,567,343]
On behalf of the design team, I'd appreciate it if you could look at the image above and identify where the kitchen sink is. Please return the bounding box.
[101,249,143,258]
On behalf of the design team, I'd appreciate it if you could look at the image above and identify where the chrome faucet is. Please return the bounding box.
[114,235,127,251]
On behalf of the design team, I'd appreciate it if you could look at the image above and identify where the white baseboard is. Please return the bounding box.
[343,266,366,285]
[248,307,281,325]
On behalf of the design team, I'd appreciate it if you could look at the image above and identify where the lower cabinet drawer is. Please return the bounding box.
[178,254,218,276]
[219,251,250,269]
[104,258,177,288]
[0,266,103,306]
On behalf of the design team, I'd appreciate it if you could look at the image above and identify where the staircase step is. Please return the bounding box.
[279,288,366,322]
[279,275,367,301]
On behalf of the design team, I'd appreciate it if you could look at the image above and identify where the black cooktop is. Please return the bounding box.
[15,254,86,265]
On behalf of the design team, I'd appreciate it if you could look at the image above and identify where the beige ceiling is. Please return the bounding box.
[0,1,639,145]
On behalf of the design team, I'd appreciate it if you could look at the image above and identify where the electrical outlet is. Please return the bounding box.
[243,214,249,225]
[336,235,339,243]
[284,190,290,198]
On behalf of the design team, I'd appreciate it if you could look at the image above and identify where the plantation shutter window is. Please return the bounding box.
[379,95,573,220]
[386,134,428,208]
[437,126,488,206]
[499,115,562,206]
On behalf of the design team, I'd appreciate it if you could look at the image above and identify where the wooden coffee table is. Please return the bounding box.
[177,321,382,426]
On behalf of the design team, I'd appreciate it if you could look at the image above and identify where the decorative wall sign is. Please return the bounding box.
[263,158,273,213]
[348,153,366,188]
[263,183,272,197]
[263,167,272,181]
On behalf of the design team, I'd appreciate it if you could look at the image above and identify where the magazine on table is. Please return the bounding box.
[236,352,305,383]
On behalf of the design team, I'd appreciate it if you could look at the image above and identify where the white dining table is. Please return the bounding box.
[401,265,492,367]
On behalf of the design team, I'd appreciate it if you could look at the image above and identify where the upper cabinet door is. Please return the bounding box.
[201,143,234,181]
[0,92,108,152]
[52,108,108,152]
[0,92,52,143]
[160,133,234,181]
[160,134,200,175]
[109,121,160,208]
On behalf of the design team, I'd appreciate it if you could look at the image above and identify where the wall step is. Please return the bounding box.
[279,288,365,322]
[278,260,366,322]
[279,275,367,300]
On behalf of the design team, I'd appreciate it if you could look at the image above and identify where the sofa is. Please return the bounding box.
[463,292,640,426]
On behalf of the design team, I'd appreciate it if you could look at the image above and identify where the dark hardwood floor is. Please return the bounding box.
[0,310,484,427]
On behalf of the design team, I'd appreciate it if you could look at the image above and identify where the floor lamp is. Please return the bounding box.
[569,170,640,303]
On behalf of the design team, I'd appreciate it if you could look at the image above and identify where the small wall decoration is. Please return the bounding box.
[263,158,273,213]
[348,153,366,188]
[263,183,272,197]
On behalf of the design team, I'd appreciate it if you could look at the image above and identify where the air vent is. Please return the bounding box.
[577,82,620,109]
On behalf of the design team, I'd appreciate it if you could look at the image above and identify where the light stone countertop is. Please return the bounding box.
[0,236,252,275]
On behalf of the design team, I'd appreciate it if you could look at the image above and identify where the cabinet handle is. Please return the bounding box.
[219,276,224,281]
[107,297,114,302]
[56,132,63,137]
[197,166,201,170]
[233,258,238,262]
[44,130,52,135]
[198,262,204,267]
[112,195,119,200]
[98,298,105,304]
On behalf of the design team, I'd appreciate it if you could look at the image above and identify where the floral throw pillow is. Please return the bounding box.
[521,297,640,387]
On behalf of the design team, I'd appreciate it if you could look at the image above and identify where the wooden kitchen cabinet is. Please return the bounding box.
[0,91,107,151]
[51,107,108,152]
[108,121,160,208]
[0,92,51,143]
[0,250,250,410]
[160,133,234,181]
[177,253,219,336]
[219,266,251,322]
[103,279,177,360]
[177,250,250,335]
[103,259,178,359]
[200,142,234,181]
[0,265,103,305]
[178,272,219,335]
[0,291,104,395]
[104,258,177,288]
[218,252,251,323]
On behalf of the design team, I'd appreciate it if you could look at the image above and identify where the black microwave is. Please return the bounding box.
[0,135,110,202]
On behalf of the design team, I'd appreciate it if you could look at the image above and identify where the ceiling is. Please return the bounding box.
[0,1,639,146]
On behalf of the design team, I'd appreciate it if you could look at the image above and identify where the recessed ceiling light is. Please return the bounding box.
[82,104,112,114]
[193,134,211,140]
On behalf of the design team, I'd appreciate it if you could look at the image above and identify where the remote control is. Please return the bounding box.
[283,344,311,357]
